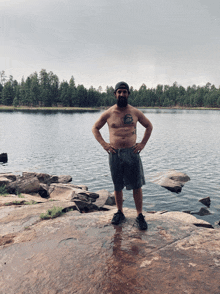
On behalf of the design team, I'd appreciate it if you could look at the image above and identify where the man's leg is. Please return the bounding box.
[114,190,124,212]
[111,190,125,225]
[133,187,143,216]
[133,187,148,230]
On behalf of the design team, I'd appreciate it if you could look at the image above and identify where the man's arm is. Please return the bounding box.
[133,110,153,153]
[92,111,116,154]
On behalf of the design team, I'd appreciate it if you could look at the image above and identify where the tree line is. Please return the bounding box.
[0,69,220,108]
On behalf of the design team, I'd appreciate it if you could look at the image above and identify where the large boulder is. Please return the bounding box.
[6,176,41,194]
[150,169,190,193]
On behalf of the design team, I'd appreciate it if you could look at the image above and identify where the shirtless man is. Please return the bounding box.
[92,81,153,230]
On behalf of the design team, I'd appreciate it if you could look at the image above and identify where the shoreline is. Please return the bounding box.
[0,105,220,111]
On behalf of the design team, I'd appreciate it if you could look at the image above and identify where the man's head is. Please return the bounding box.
[114,81,130,108]
[114,81,130,94]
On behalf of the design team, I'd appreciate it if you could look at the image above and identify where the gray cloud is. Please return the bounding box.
[1,0,220,89]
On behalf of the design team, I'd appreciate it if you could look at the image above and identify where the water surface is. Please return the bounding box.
[0,108,219,225]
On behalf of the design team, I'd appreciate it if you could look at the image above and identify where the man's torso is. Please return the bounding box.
[107,105,138,149]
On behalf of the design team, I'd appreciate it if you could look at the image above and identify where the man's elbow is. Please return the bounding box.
[92,125,98,135]
[148,122,153,133]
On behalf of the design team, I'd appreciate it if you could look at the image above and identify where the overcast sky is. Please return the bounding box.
[1,0,220,90]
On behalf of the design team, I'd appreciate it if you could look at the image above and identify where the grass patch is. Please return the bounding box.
[0,185,8,196]
[18,193,25,198]
[24,226,31,230]
[24,200,38,205]
[12,200,24,205]
[40,206,64,220]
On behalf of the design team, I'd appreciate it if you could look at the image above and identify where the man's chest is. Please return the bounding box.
[108,113,138,128]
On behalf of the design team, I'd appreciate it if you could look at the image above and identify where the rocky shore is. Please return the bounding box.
[1,171,220,293]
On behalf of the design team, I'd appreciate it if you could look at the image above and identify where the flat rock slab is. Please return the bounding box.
[0,208,220,293]
[0,201,77,235]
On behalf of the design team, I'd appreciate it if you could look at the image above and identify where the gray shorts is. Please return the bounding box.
[109,147,146,191]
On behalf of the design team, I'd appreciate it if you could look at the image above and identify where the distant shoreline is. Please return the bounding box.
[0,105,219,111]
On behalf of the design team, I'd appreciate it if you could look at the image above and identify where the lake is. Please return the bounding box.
[0,108,220,225]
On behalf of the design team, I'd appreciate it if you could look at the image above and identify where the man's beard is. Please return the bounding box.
[117,97,128,108]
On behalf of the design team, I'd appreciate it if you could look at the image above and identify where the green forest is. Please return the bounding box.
[0,69,220,108]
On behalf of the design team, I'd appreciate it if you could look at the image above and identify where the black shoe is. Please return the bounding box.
[136,213,148,230]
[111,210,125,225]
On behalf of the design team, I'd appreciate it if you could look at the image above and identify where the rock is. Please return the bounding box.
[22,172,51,183]
[38,183,49,198]
[49,184,76,201]
[0,201,77,235]
[95,189,115,207]
[0,193,49,206]
[161,178,183,193]
[192,207,212,217]
[0,173,17,182]
[22,172,72,185]
[199,196,211,207]
[48,175,72,184]
[160,211,213,228]
[71,189,99,203]
[0,153,8,163]
[1,207,220,294]
[57,175,72,183]
[3,173,74,196]
[150,169,190,193]
[73,199,99,213]
[6,176,41,194]
[65,183,88,191]
[0,177,12,187]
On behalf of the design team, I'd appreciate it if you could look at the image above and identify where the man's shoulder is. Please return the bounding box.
[127,104,141,114]
[100,105,116,119]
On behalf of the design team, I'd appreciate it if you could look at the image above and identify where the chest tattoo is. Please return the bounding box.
[122,114,133,124]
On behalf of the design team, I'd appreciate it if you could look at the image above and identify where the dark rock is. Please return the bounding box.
[182,210,191,214]
[199,197,211,208]
[38,183,49,198]
[192,207,211,216]
[0,153,8,163]
[71,189,99,203]
[22,172,72,185]
[6,176,41,194]
[73,199,99,213]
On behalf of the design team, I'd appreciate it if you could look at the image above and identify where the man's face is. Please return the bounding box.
[115,88,129,108]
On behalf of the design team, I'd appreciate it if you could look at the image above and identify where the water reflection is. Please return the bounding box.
[101,224,147,293]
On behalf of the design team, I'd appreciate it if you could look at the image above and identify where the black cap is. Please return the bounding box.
[114,81,130,94]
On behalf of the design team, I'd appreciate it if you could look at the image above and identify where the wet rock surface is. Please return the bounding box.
[0,207,220,294]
